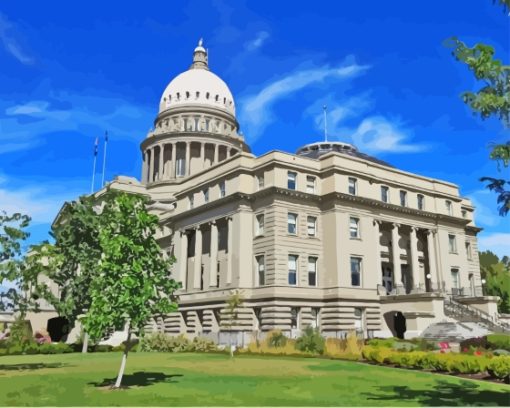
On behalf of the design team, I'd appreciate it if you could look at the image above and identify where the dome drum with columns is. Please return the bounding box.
[141,40,250,184]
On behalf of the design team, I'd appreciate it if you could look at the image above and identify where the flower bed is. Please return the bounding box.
[362,345,510,383]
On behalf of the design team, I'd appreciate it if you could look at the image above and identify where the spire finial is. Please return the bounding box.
[198,38,203,47]
[191,38,209,70]
[323,105,328,142]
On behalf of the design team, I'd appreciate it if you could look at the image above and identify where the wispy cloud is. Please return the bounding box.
[245,31,269,51]
[0,91,153,155]
[467,189,504,228]
[478,233,510,259]
[239,61,369,141]
[351,116,428,154]
[0,175,83,225]
[0,12,34,65]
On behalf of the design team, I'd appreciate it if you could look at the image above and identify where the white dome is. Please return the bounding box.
[159,67,235,116]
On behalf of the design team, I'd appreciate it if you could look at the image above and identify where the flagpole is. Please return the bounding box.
[101,131,108,187]
[91,137,99,194]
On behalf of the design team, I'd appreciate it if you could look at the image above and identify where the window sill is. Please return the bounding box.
[287,233,298,237]
[254,233,265,238]
[307,235,319,239]
[350,237,362,241]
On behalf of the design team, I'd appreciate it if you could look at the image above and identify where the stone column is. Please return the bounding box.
[200,142,205,171]
[142,151,148,183]
[158,144,164,181]
[373,219,382,285]
[179,230,188,290]
[193,226,202,289]
[209,221,218,287]
[149,147,155,183]
[171,143,177,179]
[227,216,233,285]
[426,230,438,290]
[410,227,421,292]
[391,223,403,292]
[186,142,191,176]
[213,144,219,164]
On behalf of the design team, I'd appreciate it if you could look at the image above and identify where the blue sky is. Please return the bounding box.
[0,1,509,258]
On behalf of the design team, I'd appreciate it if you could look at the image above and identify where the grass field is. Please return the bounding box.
[0,352,508,406]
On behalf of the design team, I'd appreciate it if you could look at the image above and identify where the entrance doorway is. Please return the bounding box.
[401,264,412,294]
[381,264,393,294]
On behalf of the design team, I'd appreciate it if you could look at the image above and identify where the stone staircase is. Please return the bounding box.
[421,297,510,342]
[444,297,510,334]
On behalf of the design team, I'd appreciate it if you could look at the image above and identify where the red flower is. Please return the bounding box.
[463,348,468,352]
[474,350,482,356]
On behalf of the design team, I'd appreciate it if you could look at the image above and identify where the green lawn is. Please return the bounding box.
[0,352,508,406]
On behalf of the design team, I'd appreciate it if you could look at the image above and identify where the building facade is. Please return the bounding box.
[54,40,504,342]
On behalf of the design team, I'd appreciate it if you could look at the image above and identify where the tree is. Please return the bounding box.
[224,289,244,357]
[447,9,510,215]
[43,196,103,352]
[479,250,510,313]
[82,191,180,388]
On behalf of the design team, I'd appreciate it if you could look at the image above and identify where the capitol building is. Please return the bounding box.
[41,40,504,342]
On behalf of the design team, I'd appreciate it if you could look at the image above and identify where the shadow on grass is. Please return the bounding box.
[0,363,68,371]
[363,379,510,406]
[89,372,183,388]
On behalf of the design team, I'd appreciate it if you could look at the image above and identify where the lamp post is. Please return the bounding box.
[481,278,486,296]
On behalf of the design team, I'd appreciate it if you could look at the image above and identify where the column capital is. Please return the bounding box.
[410,226,418,233]
[373,219,382,226]
[426,228,438,236]
[193,224,202,231]
[179,229,187,236]
[391,222,400,229]
[208,219,217,226]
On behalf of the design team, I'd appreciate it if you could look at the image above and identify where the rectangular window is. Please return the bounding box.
[451,268,460,289]
[288,255,298,285]
[255,214,264,236]
[417,194,424,210]
[350,257,362,287]
[219,181,226,198]
[257,174,264,190]
[400,190,407,207]
[348,177,357,195]
[308,257,317,286]
[448,234,457,253]
[381,186,389,203]
[306,176,316,194]
[466,242,472,260]
[311,307,320,328]
[203,188,209,203]
[189,195,194,209]
[256,255,265,286]
[446,200,453,216]
[176,158,185,177]
[461,210,467,218]
[287,171,297,190]
[349,217,360,238]
[307,216,317,237]
[288,213,298,234]
[290,307,299,329]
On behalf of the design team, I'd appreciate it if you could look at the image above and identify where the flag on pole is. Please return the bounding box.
[94,137,99,156]
[101,131,109,187]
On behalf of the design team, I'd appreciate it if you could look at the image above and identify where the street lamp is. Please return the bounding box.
[481,279,486,296]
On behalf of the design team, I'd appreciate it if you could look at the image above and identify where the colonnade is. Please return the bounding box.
[178,217,233,291]
[155,113,236,136]
[143,141,239,183]
[374,220,439,294]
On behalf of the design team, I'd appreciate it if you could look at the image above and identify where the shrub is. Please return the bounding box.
[189,337,217,352]
[409,338,438,351]
[366,338,398,348]
[392,342,418,352]
[267,331,288,348]
[493,349,510,356]
[487,334,510,351]
[295,327,325,355]
[460,336,487,351]
[38,343,73,354]
[139,333,191,352]
[487,356,510,381]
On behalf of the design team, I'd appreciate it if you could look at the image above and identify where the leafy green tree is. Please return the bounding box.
[225,289,244,357]
[479,250,510,313]
[82,192,180,388]
[447,8,510,216]
[42,196,102,352]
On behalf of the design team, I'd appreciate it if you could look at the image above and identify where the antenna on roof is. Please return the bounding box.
[323,105,328,142]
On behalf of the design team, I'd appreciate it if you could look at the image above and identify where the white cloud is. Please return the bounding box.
[0,176,82,225]
[468,189,501,227]
[0,92,153,155]
[239,62,369,141]
[478,233,510,259]
[0,13,34,65]
[351,116,428,154]
[245,31,269,51]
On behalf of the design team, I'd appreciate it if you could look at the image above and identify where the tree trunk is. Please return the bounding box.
[113,326,131,389]
[81,332,89,353]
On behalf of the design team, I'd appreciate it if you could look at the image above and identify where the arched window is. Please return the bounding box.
[215,95,219,102]
[206,92,210,99]
[185,91,190,99]
[196,91,200,99]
